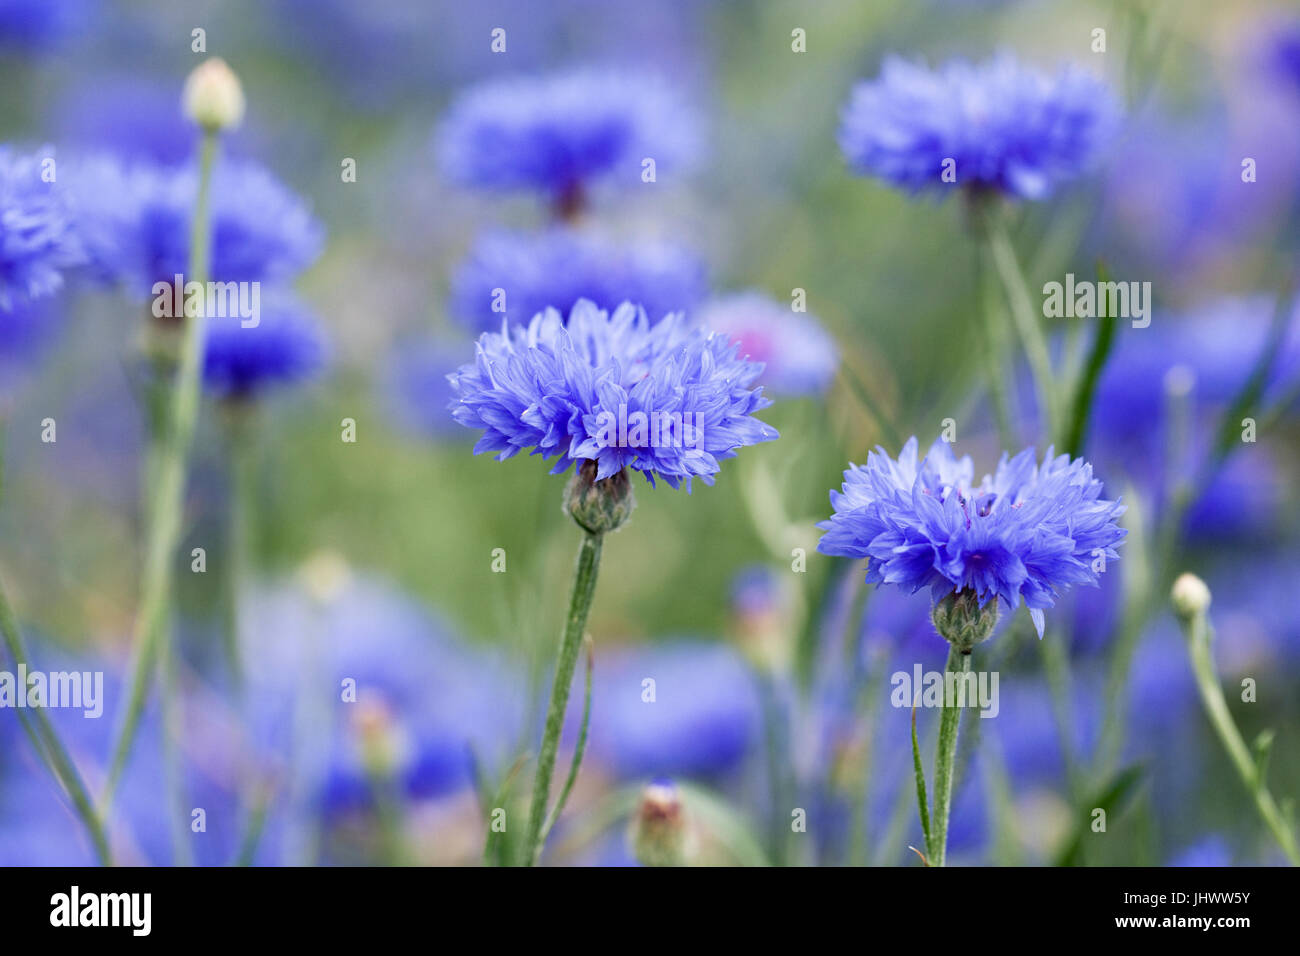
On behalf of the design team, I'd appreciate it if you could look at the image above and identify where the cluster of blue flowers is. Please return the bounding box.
[449,299,778,489]
[66,154,327,398]
[818,437,1127,637]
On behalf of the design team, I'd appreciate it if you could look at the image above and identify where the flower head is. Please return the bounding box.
[68,155,323,295]
[697,292,838,396]
[0,145,84,310]
[450,228,705,334]
[201,290,328,399]
[449,299,778,490]
[436,69,699,199]
[817,437,1126,637]
[839,54,1119,200]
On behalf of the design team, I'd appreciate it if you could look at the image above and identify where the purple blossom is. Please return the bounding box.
[817,437,1126,637]
[67,155,323,296]
[448,298,778,490]
[436,68,699,200]
[201,291,328,399]
[839,54,1119,200]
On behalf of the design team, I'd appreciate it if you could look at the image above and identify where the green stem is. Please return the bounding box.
[220,407,256,690]
[757,670,792,866]
[103,129,220,811]
[1180,610,1300,865]
[157,609,192,866]
[1038,628,1083,802]
[0,575,112,865]
[910,700,932,861]
[524,530,603,866]
[980,208,1059,441]
[538,636,594,848]
[930,644,970,867]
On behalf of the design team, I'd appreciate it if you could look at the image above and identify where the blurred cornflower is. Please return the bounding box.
[0,654,246,866]
[386,340,472,439]
[201,291,328,400]
[54,76,212,165]
[237,572,525,859]
[0,145,84,311]
[1088,297,1300,540]
[818,437,1126,639]
[68,155,323,295]
[1168,836,1232,867]
[580,641,761,780]
[449,299,778,490]
[839,54,1118,200]
[436,68,699,210]
[697,292,838,397]
[0,296,65,398]
[450,228,706,334]
[0,0,89,51]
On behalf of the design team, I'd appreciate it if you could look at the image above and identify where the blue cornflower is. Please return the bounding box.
[817,437,1126,637]
[201,290,328,399]
[449,299,778,490]
[450,228,706,334]
[839,54,1119,200]
[67,155,323,295]
[697,292,838,396]
[436,68,699,201]
[0,146,84,311]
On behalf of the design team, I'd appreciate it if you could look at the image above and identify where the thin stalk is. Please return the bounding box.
[837,362,902,451]
[524,530,603,866]
[103,130,219,810]
[930,644,970,867]
[1038,627,1083,802]
[157,611,192,866]
[220,406,256,690]
[538,636,594,848]
[0,575,112,865]
[1181,610,1300,865]
[984,216,1059,441]
[757,670,792,866]
[977,242,1017,449]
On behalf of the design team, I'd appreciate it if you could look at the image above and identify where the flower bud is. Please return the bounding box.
[563,460,635,535]
[183,58,245,132]
[1171,573,1211,621]
[629,778,694,867]
[930,589,999,653]
[298,549,352,606]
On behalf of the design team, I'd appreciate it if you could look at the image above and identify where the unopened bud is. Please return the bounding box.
[183,58,245,131]
[563,460,635,535]
[931,589,999,653]
[1171,573,1211,621]
[629,778,694,867]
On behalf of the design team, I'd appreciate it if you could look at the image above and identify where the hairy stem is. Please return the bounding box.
[930,644,970,867]
[524,530,603,865]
